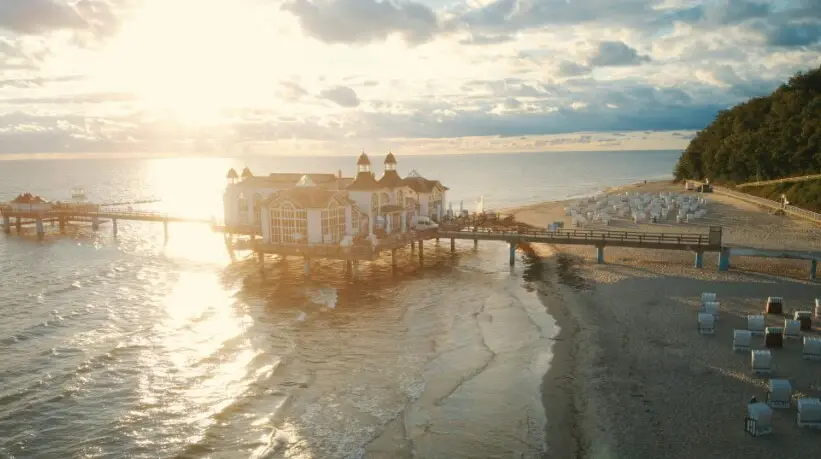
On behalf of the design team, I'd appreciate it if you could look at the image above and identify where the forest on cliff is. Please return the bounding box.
[674,66,821,183]
[673,65,821,210]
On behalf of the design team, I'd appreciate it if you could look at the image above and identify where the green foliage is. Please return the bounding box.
[674,65,821,184]
[744,179,821,213]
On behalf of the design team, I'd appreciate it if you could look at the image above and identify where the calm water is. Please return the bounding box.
[0,151,677,458]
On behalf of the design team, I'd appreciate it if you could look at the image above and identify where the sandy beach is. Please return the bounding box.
[512,181,821,459]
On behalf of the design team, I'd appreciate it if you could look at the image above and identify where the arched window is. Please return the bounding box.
[269,201,307,243]
[396,190,404,207]
[321,200,346,243]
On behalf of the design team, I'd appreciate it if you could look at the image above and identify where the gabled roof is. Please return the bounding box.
[11,192,48,204]
[347,172,383,191]
[267,188,351,209]
[401,175,448,193]
[377,170,404,188]
[226,168,238,179]
[234,173,350,190]
[384,152,396,164]
[357,152,371,166]
[241,167,253,179]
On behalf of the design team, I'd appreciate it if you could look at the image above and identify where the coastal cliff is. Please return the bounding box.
[674,65,821,210]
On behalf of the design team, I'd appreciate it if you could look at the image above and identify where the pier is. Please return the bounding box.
[0,206,217,241]
[251,221,724,275]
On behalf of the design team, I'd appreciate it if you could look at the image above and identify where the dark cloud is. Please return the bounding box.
[588,41,650,67]
[0,0,85,34]
[319,85,361,107]
[0,0,119,36]
[456,0,655,32]
[765,21,821,47]
[557,61,591,77]
[283,0,441,44]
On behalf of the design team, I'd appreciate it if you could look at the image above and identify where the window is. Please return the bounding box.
[396,190,404,207]
[253,193,262,224]
[269,202,307,243]
[371,193,379,217]
[321,201,346,243]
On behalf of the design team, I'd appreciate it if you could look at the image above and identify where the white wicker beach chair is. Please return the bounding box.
[797,398,821,429]
[747,315,765,336]
[784,319,801,340]
[803,337,821,361]
[751,349,773,375]
[733,329,752,352]
[701,292,716,304]
[767,379,792,409]
[698,312,715,335]
[699,301,719,320]
[745,402,773,436]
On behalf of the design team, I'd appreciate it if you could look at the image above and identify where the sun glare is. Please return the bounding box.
[93,0,291,124]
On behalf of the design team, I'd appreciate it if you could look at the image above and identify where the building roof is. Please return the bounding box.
[384,152,396,164]
[226,168,238,179]
[347,172,383,191]
[401,175,448,193]
[267,187,350,209]
[235,173,350,190]
[357,152,371,166]
[11,193,48,204]
[377,170,404,188]
[241,167,253,179]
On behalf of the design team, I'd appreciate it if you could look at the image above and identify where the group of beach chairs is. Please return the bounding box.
[696,294,821,436]
[563,192,709,227]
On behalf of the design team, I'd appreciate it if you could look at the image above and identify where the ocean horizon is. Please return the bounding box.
[0,150,679,458]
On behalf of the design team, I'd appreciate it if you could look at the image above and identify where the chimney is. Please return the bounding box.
[338,169,342,178]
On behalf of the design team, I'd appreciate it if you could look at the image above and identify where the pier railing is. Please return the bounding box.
[710,186,821,224]
[438,224,719,247]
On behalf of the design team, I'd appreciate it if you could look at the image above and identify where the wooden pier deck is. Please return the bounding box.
[250,223,722,274]
[0,206,219,240]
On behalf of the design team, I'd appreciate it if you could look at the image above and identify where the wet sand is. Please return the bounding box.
[514,181,821,459]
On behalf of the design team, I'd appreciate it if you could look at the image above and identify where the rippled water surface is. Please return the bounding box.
[0,152,677,458]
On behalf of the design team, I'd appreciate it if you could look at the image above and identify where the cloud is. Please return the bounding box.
[458,34,514,45]
[765,22,821,47]
[0,0,119,36]
[319,85,361,107]
[1,0,821,156]
[0,0,86,34]
[557,61,591,77]
[283,0,441,44]
[588,41,650,67]
[0,75,84,89]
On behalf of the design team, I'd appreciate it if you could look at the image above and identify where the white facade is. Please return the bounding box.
[223,154,447,241]
[263,190,354,245]
[224,183,282,228]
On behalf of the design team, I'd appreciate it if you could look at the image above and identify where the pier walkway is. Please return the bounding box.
[251,223,722,275]
[0,206,224,240]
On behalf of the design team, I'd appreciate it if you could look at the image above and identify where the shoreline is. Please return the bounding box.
[525,180,821,459]
[502,179,671,218]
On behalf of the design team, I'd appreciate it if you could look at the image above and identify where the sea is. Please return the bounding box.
[0,150,679,459]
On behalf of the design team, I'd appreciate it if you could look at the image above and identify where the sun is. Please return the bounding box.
[92,0,291,125]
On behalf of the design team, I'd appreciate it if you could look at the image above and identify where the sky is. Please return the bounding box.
[0,0,819,157]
